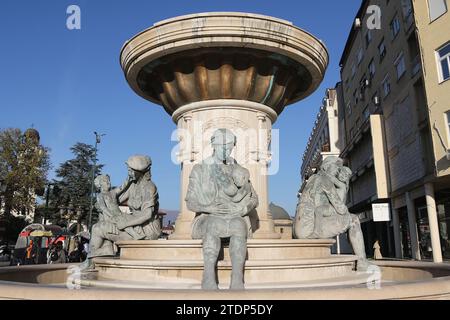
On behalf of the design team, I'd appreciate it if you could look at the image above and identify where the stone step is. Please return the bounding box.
[117,239,337,261]
[95,255,357,268]
[80,272,371,290]
[94,255,357,285]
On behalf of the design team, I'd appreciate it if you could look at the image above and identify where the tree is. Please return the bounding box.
[0,128,51,218]
[50,143,103,230]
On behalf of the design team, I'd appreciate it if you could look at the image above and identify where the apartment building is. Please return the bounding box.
[299,87,342,195]
[411,0,450,263]
[338,0,450,261]
[340,0,432,258]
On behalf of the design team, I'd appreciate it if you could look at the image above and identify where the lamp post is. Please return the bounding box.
[0,180,6,210]
[87,132,105,232]
[43,183,55,225]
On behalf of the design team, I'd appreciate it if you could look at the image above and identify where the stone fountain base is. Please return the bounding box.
[1,256,450,299]
[85,239,362,289]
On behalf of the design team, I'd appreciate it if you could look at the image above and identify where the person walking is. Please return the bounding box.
[373,240,383,260]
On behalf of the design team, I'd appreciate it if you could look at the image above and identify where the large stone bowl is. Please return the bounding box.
[120,12,329,116]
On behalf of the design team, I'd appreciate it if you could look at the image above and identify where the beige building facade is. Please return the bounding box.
[413,0,450,178]
[336,0,450,262]
[412,0,450,263]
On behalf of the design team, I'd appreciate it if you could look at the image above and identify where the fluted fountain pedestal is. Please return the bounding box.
[170,99,281,240]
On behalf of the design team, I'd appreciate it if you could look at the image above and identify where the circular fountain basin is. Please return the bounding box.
[0,240,449,300]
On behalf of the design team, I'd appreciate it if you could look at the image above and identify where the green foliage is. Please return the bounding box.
[50,142,103,225]
[0,215,28,245]
[0,128,51,217]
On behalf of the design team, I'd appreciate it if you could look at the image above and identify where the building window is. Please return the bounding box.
[347,102,352,116]
[363,105,370,120]
[401,0,414,22]
[369,59,376,78]
[365,30,373,48]
[395,52,406,79]
[382,74,391,97]
[445,111,450,142]
[437,42,450,82]
[360,74,367,89]
[357,47,364,65]
[351,63,357,79]
[378,40,387,62]
[428,0,448,22]
[390,16,401,39]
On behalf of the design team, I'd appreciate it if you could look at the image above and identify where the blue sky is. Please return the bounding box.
[0,0,361,216]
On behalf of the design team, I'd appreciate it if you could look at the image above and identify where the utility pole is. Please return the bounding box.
[87,132,105,232]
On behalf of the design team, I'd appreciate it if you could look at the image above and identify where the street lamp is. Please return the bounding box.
[0,180,6,212]
[44,183,55,225]
[87,131,105,232]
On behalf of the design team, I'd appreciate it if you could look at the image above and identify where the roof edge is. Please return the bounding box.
[339,0,370,68]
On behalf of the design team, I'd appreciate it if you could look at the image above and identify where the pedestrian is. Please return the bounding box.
[25,239,36,265]
[81,238,89,261]
[46,243,54,264]
[68,237,85,263]
[49,242,66,264]
[373,239,383,260]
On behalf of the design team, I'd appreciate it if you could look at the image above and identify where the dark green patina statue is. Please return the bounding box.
[186,129,258,290]
[294,156,370,271]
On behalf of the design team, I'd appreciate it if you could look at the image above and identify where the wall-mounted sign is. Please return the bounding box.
[372,203,391,222]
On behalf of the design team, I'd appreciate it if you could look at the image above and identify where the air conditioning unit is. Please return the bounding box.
[365,78,371,87]
[354,18,362,29]
[374,96,380,106]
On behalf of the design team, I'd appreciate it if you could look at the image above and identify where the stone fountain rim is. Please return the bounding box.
[153,12,296,29]
[0,262,450,300]
[121,12,327,51]
[120,11,329,109]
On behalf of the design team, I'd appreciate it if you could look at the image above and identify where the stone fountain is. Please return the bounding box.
[87,12,363,289]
